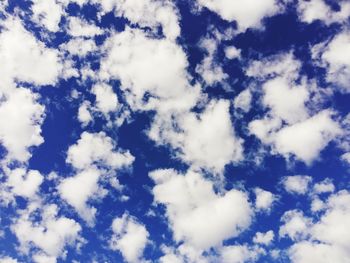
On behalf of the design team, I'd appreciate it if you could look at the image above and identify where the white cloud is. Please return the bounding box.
[253,230,274,245]
[59,132,134,225]
[234,89,252,113]
[297,0,350,25]
[279,210,312,241]
[0,257,18,263]
[61,38,97,57]
[66,131,134,170]
[254,188,276,212]
[0,17,62,88]
[273,110,341,164]
[282,175,312,195]
[99,27,192,111]
[220,245,263,263]
[92,83,119,114]
[262,77,309,124]
[12,203,82,261]
[114,0,180,40]
[225,46,241,60]
[149,100,243,173]
[31,0,64,32]
[77,100,92,127]
[0,88,44,162]
[67,17,103,37]
[313,31,350,93]
[313,179,335,194]
[196,0,281,31]
[285,190,350,263]
[196,36,228,86]
[110,213,149,263]
[149,169,252,250]
[58,168,101,225]
[341,152,350,165]
[5,168,43,199]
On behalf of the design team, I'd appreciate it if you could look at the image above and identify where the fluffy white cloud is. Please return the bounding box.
[282,175,312,195]
[313,31,350,93]
[262,77,309,124]
[313,179,335,194]
[297,0,350,25]
[220,245,263,263]
[77,100,92,126]
[284,190,350,263]
[5,168,43,199]
[0,17,61,88]
[234,89,252,113]
[67,17,103,37]
[250,110,342,164]
[225,46,241,60]
[59,132,134,224]
[149,100,243,173]
[12,203,82,262]
[92,83,119,114]
[115,0,180,40]
[66,131,134,170]
[110,213,149,263]
[196,36,228,86]
[149,169,252,250]
[31,0,64,32]
[273,110,341,164]
[196,0,281,31]
[0,88,44,162]
[99,27,193,111]
[254,188,276,212]
[61,38,97,57]
[279,210,312,240]
[253,230,274,245]
[58,168,101,225]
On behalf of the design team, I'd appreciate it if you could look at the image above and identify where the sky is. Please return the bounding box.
[0,0,349,262]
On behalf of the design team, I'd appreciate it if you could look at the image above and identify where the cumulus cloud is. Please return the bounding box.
[59,132,134,224]
[297,0,350,25]
[196,0,281,31]
[11,203,82,262]
[149,169,252,250]
[149,100,243,173]
[110,213,149,263]
[253,230,274,246]
[282,190,350,263]
[92,83,119,114]
[31,0,64,32]
[282,175,312,195]
[254,188,276,212]
[313,31,350,93]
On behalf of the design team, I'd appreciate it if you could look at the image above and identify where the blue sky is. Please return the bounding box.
[0,0,349,262]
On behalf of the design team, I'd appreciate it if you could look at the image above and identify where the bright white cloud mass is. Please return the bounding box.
[0,0,349,262]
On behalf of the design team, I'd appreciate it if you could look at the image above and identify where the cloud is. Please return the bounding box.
[313,31,350,93]
[220,245,263,263]
[31,0,64,32]
[283,190,350,263]
[59,132,134,224]
[253,230,274,245]
[0,17,62,88]
[282,175,312,195]
[11,203,82,262]
[67,16,103,37]
[92,83,119,114]
[66,131,134,170]
[196,0,281,31]
[234,89,252,113]
[297,0,350,25]
[110,213,149,263]
[0,88,45,163]
[254,187,276,212]
[99,27,192,111]
[149,169,252,250]
[149,100,243,173]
